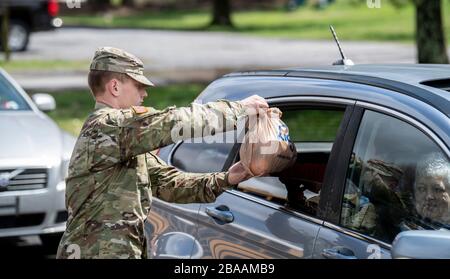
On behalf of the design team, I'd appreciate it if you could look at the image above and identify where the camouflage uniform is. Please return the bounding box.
[56,47,246,259]
[342,158,407,242]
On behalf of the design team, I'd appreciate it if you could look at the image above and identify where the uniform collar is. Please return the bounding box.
[94,102,113,110]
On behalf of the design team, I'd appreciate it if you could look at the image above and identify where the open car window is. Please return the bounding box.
[236,106,346,217]
[282,109,344,142]
[169,104,348,218]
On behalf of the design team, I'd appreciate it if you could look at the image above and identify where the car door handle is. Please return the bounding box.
[322,247,357,259]
[205,205,234,223]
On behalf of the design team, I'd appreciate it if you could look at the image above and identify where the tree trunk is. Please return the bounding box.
[90,0,112,12]
[210,0,233,27]
[1,5,10,61]
[415,0,449,64]
[122,0,136,8]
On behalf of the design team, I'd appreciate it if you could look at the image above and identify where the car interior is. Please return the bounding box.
[236,142,331,216]
[169,105,346,218]
[235,106,346,217]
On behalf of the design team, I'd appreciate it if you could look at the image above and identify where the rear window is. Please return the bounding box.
[0,74,30,111]
[421,78,450,92]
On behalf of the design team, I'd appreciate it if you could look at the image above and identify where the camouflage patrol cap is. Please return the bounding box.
[90,46,155,87]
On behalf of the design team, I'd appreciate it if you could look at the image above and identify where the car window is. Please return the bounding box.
[282,109,344,142]
[170,105,348,218]
[341,110,450,243]
[0,74,30,111]
[236,107,346,217]
[171,130,237,173]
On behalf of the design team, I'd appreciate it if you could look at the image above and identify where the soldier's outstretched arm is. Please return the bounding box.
[97,100,245,161]
[146,152,234,203]
[90,95,267,170]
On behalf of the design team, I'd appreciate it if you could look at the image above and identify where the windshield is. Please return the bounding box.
[0,73,31,111]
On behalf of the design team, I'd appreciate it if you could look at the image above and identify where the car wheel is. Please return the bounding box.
[40,233,63,255]
[2,20,30,52]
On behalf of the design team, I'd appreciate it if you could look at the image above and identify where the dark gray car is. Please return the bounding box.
[146,64,450,259]
[0,0,62,51]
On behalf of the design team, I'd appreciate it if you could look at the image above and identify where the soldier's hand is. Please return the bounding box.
[228,161,252,185]
[239,95,269,113]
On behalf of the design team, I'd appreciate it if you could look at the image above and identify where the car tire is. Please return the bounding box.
[1,19,30,52]
[40,233,63,255]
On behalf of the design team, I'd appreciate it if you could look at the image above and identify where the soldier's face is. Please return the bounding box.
[118,78,148,108]
[415,175,450,222]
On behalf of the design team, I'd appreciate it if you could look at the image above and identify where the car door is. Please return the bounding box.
[147,131,237,259]
[146,200,202,259]
[314,103,450,259]
[191,97,356,258]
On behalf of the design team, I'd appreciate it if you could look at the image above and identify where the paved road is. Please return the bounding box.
[13,27,419,69]
[7,27,449,90]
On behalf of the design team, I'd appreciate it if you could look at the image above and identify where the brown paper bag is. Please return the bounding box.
[239,108,297,176]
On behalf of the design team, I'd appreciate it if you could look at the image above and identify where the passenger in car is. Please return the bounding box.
[343,151,450,243]
[413,152,450,225]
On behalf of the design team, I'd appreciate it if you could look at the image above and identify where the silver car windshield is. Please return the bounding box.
[0,74,30,111]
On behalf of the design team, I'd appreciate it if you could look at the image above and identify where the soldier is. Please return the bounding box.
[56,47,268,259]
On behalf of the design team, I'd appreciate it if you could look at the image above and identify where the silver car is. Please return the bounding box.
[0,69,75,248]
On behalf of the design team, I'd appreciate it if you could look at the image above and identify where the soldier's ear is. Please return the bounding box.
[108,79,121,97]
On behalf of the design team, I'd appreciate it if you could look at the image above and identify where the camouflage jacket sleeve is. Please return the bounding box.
[91,100,245,170]
[146,152,234,203]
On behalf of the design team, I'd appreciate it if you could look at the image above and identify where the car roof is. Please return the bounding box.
[221,64,450,117]
[285,64,450,85]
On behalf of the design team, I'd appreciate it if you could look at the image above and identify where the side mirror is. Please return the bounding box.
[32,93,56,112]
[392,230,450,259]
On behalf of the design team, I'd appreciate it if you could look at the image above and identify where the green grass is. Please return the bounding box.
[44,83,345,150]
[283,109,344,142]
[62,10,211,30]
[44,83,205,135]
[0,60,90,72]
[43,84,343,140]
[61,1,450,43]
